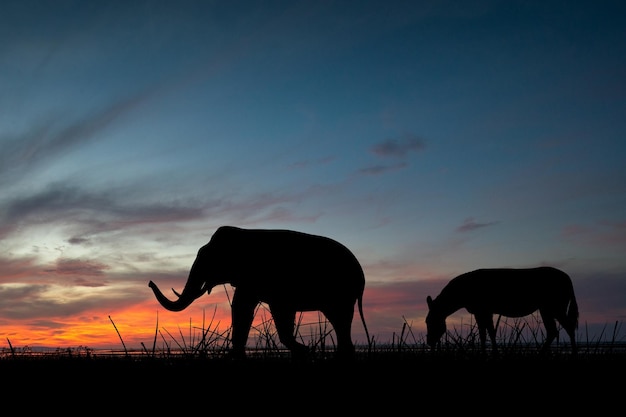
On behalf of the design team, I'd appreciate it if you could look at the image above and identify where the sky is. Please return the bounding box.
[1,0,625,352]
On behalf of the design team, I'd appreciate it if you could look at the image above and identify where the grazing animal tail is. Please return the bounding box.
[567,282,579,330]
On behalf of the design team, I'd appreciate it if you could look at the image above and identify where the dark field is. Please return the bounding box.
[1,344,624,412]
[3,314,623,410]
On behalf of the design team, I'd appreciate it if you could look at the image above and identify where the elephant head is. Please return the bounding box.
[148,225,370,359]
[148,243,221,312]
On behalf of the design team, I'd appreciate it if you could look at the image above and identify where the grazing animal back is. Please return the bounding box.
[426,266,579,353]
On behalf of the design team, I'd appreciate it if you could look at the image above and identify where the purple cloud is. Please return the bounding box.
[44,258,110,277]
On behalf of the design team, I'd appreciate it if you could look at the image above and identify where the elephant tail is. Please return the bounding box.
[358,294,372,354]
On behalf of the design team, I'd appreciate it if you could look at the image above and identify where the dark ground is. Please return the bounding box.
[1,348,623,412]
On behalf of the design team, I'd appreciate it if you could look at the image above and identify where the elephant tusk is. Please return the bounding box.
[172,288,181,297]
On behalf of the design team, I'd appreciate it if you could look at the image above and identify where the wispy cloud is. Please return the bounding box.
[0,182,206,241]
[358,162,407,176]
[562,221,626,248]
[44,258,110,278]
[288,156,335,170]
[0,178,325,244]
[3,182,203,222]
[358,133,425,175]
[0,255,41,284]
[370,134,425,158]
[0,282,143,321]
[0,88,155,186]
[455,217,499,233]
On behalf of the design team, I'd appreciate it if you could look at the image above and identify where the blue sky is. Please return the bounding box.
[1,0,625,349]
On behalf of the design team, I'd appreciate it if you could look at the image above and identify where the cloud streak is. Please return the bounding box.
[0,182,207,241]
[44,258,110,278]
[357,134,425,176]
[456,217,499,233]
[370,134,425,158]
[358,162,407,176]
[0,89,155,186]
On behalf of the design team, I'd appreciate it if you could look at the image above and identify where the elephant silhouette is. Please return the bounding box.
[149,225,370,359]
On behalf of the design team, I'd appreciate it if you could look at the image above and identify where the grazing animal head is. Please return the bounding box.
[425,295,446,348]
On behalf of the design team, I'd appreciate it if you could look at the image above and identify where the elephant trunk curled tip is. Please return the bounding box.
[148,280,196,312]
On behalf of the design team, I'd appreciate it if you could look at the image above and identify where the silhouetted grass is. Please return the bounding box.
[2,311,625,410]
[3,309,625,361]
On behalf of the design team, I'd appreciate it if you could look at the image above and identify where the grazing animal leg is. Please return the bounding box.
[475,313,497,353]
[562,321,578,354]
[539,309,559,353]
[555,305,578,354]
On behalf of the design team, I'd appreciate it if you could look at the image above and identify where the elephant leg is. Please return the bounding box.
[270,307,309,358]
[230,289,258,358]
[324,305,356,359]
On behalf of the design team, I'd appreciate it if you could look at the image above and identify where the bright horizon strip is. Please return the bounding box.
[2,280,620,351]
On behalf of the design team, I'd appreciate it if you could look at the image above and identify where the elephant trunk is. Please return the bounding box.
[148,280,205,312]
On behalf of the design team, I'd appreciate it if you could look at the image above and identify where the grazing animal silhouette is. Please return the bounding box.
[149,226,370,359]
[425,266,578,353]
